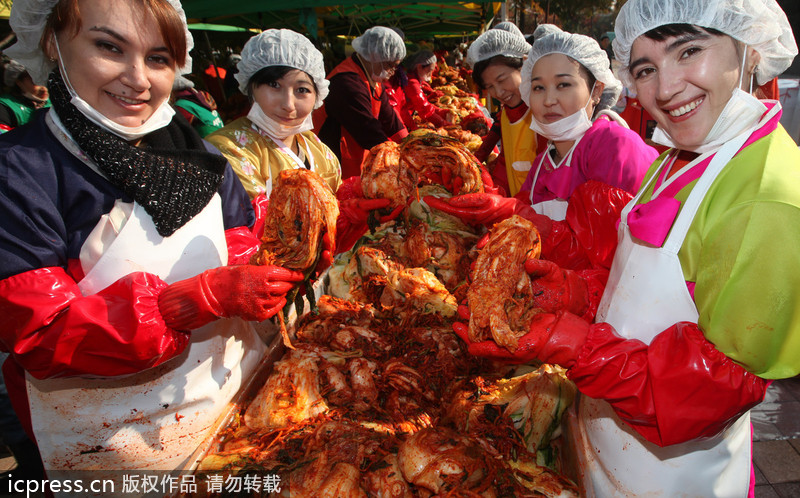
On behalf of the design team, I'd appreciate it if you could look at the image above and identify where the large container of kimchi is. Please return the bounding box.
[181,187,582,497]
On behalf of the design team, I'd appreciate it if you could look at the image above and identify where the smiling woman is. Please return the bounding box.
[0,0,307,477]
[42,0,180,132]
[466,28,533,195]
[205,28,342,198]
[628,26,761,152]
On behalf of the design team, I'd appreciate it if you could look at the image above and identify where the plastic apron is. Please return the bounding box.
[318,57,383,179]
[500,107,537,196]
[262,133,318,196]
[527,137,585,221]
[573,128,755,497]
[25,194,266,472]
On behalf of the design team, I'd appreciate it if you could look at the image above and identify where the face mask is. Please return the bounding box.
[247,102,313,141]
[651,47,767,154]
[373,69,392,82]
[529,84,595,142]
[54,38,175,141]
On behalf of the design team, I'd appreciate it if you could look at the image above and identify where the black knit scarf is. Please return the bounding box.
[47,70,226,237]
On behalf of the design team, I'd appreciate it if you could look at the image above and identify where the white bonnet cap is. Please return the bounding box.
[613,0,797,87]
[466,28,531,68]
[492,21,524,38]
[520,24,621,108]
[235,29,329,108]
[6,0,194,85]
[351,26,407,63]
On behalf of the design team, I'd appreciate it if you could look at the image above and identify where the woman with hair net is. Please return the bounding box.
[398,50,456,130]
[467,28,540,196]
[492,21,524,38]
[171,75,223,138]
[438,0,800,496]
[0,0,306,476]
[206,29,342,198]
[317,26,409,180]
[207,29,402,257]
[429,25,656,272]
[0,59,50,133]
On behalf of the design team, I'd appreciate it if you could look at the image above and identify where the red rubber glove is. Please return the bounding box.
[158,265,305,331]
[453,310,589,367]
[525,259,589,317]
[478,166,501,195]
[336,198,405,254]
[336,176,363,202]
[313,232,334,278]
[424,193,551,235]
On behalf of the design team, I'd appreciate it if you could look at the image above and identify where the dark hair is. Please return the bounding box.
[642,23,725,42]
[574,59,597,92]
[472,55,524,90]
[42,0,187,69]
[247,65,318,97]
[405,50,436,71]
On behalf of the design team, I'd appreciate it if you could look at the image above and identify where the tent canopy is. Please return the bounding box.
[182,1,500,39]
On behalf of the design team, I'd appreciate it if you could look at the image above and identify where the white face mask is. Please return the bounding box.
[651,47,767,154]
[529,84,595,142]
[54,38,175,142]
[373,69,392,82]
[247,102,314,141]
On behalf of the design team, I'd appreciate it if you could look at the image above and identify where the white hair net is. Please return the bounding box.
[613,0,797,87]
[492,21,524,38]
[235,29,329,109]
[533,23,561,40]
[466,29,531,68]
[6,0,193,86]
[351,27,407,63]
[3,60,28,88]
[520,25,621,109]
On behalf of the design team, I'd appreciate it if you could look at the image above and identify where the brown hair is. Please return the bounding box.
[41,0,187,68]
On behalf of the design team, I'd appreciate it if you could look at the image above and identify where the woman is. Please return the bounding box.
[399,50,455,130]
[317,26,408,179]
[206,29,341,199]
[518,25,655,220]
[428,26,657,272]
[0,0,303,474]
[467,28,536,196]
[0,60,50,133]
[172,74,224,138]
[454,0,800,496]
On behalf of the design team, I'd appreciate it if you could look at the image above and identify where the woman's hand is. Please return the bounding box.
[453,306,590,368]
[525,259,589,316]
[158,265,305,330]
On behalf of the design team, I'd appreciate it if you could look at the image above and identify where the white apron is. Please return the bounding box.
[26,195,266,472]
[572,129,756,497]
[528,138,585,221]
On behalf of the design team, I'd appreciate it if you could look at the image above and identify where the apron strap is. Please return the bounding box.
[661,109,774,253]
[528,136,585,205]
[620,152,674,223]
[272,135,317,172]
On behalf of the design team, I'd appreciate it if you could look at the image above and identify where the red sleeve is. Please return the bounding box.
[568,321,768,447]
[474,128,501,163]
[404,79,446,122]
[0,267,189,379]
[541,180,632,271]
